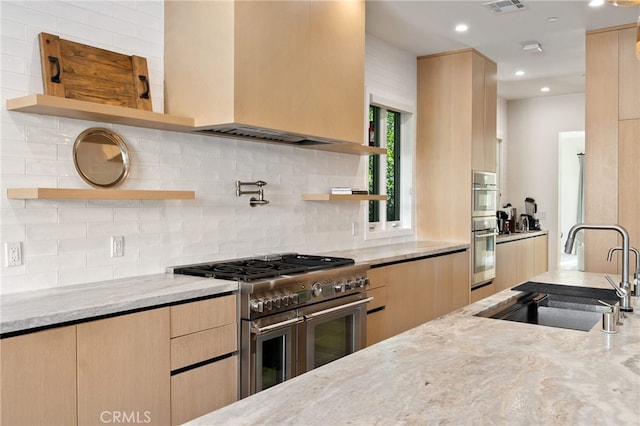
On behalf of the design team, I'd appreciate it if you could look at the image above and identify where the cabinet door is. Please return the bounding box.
[434,251,470,317]
[171,355,238,426]
[77,308,170,426]
[515,238,535,285]
[619,119,640,255]
[385,258,435,335]
[1,326,77,425]
[533,234,549,276]
[495,242,518,291]
[366,286,389,346]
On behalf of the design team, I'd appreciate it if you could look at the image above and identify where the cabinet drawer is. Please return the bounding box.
[170,295,236,338]
[367,286,387,312]
[367,267,386,290]
[171,355,238,426]
[171,323,237,371]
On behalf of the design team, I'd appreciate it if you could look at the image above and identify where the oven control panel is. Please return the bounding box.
[248,275,369,315]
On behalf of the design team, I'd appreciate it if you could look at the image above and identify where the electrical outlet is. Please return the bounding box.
[5,242,22,267]
[111,236,124,258]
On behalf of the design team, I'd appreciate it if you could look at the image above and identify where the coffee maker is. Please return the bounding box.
[522,197,541,231]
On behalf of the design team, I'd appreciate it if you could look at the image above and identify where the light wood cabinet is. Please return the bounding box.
[416,49,497,242]
[170,295,238,425]
[366,267,389,346]
[77,308,171,426]
[434,250,470,317]
[371,250,470,340]
[585,24,640,274]
[1,326,77,426]
[492,234,549,294]
[164,0,365,145]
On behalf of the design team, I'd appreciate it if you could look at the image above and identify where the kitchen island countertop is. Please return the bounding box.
[186,270,640,425]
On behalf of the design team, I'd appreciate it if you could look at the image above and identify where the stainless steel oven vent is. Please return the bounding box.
[483,0,527,14]
[195,126,337,146]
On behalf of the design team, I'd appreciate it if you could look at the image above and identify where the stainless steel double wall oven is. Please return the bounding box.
[472,171,498,288]
[172,254,371,398]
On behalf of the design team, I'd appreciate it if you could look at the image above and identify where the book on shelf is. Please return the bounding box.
[330,187,370,195]
[330,187,352,194]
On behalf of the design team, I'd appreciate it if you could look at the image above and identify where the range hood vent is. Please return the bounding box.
[483,0,527,14]
[195,126,338,146]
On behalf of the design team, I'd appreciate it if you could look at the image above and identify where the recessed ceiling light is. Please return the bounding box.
[546,16,558,23]
[541,87,550,92]
[522,42,543,52]
[589,0,605,6]
[515,70,525,76]
[455,24,468,32]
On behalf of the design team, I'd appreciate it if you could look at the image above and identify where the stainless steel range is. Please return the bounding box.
[172,253,371,398]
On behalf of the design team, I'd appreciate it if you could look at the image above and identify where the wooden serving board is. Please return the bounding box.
[38,32,153,111]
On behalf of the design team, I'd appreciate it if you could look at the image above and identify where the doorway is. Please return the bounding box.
[558,131,585,270]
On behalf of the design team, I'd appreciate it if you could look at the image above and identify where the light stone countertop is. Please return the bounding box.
[186,270,640,426]
[324,240,469,266]
[497,229,548,243]
[0,273,236,336]
[0,241,466,336]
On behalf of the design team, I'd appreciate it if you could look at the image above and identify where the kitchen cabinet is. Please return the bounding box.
[164,0,365,146]
[170,295,238,426]
[374,250,470,339]
[366,267,389,346]
[493,234,549,293]
[77,308,171,426]
[434,250,470,317]
[585,24,640,274]
[1,326,77,425]
[416,49,497,243]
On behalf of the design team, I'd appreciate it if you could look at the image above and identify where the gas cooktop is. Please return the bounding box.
[171,253,355,281]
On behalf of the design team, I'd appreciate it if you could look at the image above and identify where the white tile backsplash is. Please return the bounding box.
[0,1,418,294]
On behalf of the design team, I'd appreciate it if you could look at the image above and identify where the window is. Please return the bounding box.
[368,105,404,232]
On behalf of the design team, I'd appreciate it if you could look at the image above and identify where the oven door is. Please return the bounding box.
[297,294,372,374]
[472,229,497,288]
[241,311,302,398]
[472,188,498,217]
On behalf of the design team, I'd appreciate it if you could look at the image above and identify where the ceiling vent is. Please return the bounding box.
[483,0,527,14]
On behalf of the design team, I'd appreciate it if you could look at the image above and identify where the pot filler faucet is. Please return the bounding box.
[564,223,633,312]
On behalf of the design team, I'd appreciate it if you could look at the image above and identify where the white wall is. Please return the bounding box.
[0,1,418,294]
[506,93,585,270]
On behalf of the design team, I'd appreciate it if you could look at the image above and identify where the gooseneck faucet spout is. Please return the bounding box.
[564,223,633,312]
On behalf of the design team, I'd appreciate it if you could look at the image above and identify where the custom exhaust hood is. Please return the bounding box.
[164,1,369,153]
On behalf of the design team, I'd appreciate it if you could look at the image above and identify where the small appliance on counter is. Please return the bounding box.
[521,197,541,231]
[497,203,516,234]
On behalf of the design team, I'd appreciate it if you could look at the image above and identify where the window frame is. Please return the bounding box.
[365,92,415,240]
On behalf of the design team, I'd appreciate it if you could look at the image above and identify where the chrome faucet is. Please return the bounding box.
[608,246,640,297]
[564,223,633,312]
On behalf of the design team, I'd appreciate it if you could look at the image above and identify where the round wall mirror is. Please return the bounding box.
[73,128,130,188]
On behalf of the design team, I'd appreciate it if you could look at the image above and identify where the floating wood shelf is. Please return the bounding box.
[6,94,195,132]
[7,188,195,200]
[6,95,386,156]
[301,194,387,201]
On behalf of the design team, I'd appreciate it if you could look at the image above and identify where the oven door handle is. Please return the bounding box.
[303,297,374,320]
[250,317,303,335]
[474,231,497,238]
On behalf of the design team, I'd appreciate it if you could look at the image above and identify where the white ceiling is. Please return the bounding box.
[366,0,638,100]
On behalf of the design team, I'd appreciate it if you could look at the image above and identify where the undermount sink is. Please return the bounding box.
[476,281,619,332]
